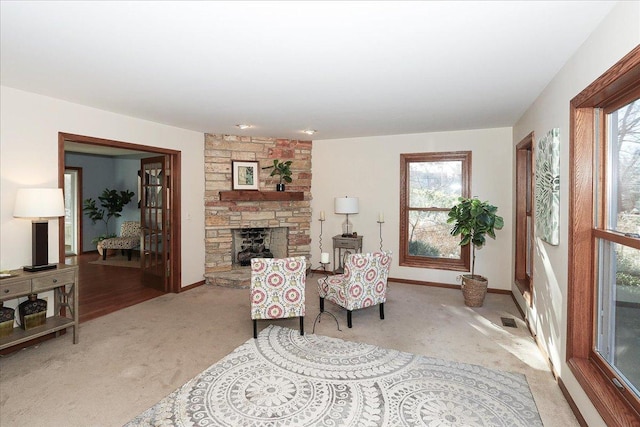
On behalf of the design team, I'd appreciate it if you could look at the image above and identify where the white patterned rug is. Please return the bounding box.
[125,325,543,426]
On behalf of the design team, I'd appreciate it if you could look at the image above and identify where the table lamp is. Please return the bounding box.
[335,196,359,237]
[13,188,66,272]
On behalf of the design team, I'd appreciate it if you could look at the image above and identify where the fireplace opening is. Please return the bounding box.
[232,227,288,267]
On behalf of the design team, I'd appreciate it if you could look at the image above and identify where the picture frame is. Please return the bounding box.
[535,128,560,245]
[232,161,259,190]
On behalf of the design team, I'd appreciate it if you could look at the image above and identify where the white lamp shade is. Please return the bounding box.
[14,188,65,219]
[335,197,359,214]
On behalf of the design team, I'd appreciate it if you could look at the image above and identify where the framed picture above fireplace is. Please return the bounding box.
[232,161,259,190]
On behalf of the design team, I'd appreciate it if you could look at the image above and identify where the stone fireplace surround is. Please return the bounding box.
[204,134,312,288]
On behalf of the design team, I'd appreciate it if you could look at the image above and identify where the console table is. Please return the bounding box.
[332,235,363,274]
[0,264,79,350]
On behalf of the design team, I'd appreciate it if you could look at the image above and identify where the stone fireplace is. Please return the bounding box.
[204,134,312,288]
[232,227,288,266]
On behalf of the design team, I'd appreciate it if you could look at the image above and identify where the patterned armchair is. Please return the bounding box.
[100,221,141,261]
[250,256,306,339]
[318,251,392,328]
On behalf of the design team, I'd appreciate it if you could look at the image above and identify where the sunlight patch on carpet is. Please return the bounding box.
[125,325,542,426]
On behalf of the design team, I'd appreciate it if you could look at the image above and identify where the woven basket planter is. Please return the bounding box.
[461,275,488,307]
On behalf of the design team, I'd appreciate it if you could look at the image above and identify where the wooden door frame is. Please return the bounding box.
[64,166,83,255]
[514,132,534,306]
[57,132,182,293]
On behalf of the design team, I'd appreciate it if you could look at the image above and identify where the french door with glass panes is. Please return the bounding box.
[140,156,171,292]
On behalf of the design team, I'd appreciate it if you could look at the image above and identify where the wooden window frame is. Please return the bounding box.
[568,46,640,425]
[515,133,534,305]
[399,151,471,270]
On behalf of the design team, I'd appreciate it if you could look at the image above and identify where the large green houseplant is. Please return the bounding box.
[263,159,293,191]
[447,197,504,307]
[83,188,135,244]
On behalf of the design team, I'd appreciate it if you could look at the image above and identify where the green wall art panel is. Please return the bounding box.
[535,128,560,245]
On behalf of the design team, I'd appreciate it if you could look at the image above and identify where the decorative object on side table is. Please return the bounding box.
[335,196,359,236]
[0,301,15,337]
[262,159,293,191]
[13,188,66,272]
[447,197,504,307]
[18,293,47,330]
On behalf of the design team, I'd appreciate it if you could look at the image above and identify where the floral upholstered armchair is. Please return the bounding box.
[318,251,392,328]
[99,221,141,261]
[250,256,306,338]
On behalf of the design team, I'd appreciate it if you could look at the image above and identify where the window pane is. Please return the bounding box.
[409,161,462,208]
[608,100,640,234]
[596,240,640,397]
[408,210,460,259]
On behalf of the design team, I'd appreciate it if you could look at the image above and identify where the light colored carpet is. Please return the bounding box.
[0,275,579,427]
[126,325,543,426]
[89,254,140,268]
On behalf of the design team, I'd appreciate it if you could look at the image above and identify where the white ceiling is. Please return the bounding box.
[1,1,618,141]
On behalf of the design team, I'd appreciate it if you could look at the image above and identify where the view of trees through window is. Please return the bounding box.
[612,100,640,234]
[596,97,640,398]
[408,161,462,258]
[400,151,470,270]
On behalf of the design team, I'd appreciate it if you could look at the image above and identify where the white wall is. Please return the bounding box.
[512,2,640,425]
[311,127,513,290]
[0,86,205,288]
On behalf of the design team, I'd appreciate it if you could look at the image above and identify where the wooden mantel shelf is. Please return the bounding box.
[219,190,304,201]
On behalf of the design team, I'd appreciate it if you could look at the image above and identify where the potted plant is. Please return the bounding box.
[447,197,504,307]
[263,159,292,191]
[83,188,135,245]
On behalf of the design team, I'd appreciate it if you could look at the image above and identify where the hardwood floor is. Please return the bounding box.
[66,252,166,323]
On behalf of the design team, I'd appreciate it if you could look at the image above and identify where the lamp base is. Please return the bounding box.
[23,264,58,272]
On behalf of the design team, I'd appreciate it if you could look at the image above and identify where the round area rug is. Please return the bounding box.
[125,325,543,426]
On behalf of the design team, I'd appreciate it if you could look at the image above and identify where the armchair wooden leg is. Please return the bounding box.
[253,319,257,339]
[299,316,304,336]
[347,311,352,328]
[380,303,385,320]
[319,297,325,312]
[103,250,107,260]
[127,249,132,261]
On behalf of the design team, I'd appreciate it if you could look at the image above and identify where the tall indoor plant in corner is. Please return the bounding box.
[447,197,504,307]
[83,188,135,244]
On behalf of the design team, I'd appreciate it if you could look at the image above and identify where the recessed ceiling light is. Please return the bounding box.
[236,124,251,130]
[303,129,316,135]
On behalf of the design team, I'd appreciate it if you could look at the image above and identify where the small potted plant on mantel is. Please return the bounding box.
[447,197,504,307]
[263,159,293,191]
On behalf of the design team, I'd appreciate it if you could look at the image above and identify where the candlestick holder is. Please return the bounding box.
[313,262,341,333]
[377,219,384,251]
[319,217,325,253]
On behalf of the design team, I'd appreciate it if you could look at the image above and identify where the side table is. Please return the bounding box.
[332,235,363,274]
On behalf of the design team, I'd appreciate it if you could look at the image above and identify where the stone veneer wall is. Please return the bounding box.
[204,134,312,282]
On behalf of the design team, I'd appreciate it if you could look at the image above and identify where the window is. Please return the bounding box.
[515,133,534,303]
[400,151,471,270]
[595,99,640,399]
[569,47,640,425]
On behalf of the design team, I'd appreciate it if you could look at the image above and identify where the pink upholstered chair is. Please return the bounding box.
[250,256,306,338]
[318,251,392,328]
